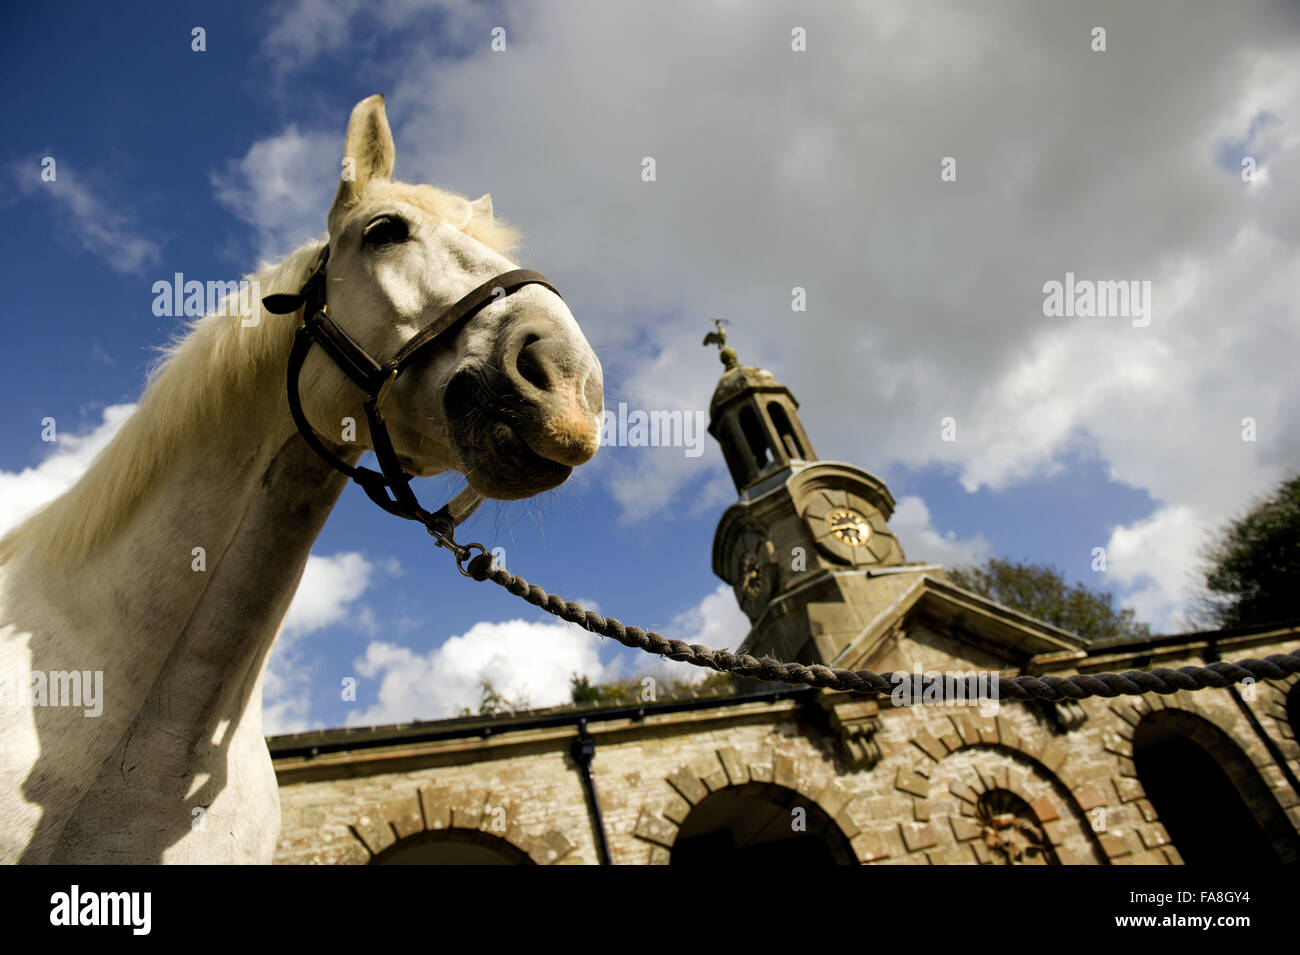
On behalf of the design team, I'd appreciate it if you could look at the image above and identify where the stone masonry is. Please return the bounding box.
[271,630,1300,865]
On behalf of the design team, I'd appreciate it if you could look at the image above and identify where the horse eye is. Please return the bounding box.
[362,215,409,249]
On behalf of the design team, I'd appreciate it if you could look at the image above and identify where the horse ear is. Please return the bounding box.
[469,193,493,221]
[330,95,395,224]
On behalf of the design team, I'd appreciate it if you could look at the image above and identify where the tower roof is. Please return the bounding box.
[708,362,796,422]
[702,321,799,423]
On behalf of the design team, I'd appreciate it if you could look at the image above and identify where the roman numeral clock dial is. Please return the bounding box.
[727,526,775,619]
[827,508,872,547]
[801,491,898,566]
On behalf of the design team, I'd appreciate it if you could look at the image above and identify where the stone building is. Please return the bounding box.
[268,348,1300,865]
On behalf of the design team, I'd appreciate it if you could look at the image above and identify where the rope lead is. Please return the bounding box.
[465,558,1300,702]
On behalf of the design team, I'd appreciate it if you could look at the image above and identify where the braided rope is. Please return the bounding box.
[465,555,1300,702]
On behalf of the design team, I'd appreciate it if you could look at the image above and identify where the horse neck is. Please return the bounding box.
[18,351,351,753]
[0,320,363,863]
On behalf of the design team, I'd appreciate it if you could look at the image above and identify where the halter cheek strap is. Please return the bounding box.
[264,243,561,544]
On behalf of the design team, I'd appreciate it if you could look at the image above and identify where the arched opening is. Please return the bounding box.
[767,401,806,460]
[720,434,752,489]
[974,789,1059,864]
[370,828,535,865]
[1133,710,1296,865]
[737,406,773,474]
[669,781,856,865]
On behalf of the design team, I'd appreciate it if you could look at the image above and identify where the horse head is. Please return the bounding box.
[298,94,603,500]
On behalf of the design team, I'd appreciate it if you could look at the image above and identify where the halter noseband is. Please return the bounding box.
[263,243,560,544]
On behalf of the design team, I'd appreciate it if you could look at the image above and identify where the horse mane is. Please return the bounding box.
[0,184,518,569]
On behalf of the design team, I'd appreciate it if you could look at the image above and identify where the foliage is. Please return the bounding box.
[450,671,736,719]
[569,671,734,705]
[1195,473,1300,629]
[454,680,532,718]
[947,557,1150,644]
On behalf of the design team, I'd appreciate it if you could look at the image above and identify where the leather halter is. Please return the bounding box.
[263,243,560,543]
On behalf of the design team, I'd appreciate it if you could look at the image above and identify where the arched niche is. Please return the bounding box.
[370,827,535,865]
[1132,708,1296,865]
[669,780,856,865]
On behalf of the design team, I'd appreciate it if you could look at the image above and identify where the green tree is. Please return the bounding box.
[569,674,637,704]
[454,680,531,718]
[947,557,1150,644]
[569,671,734,705]
[1196,474,1300,628]
[569,673,605,703]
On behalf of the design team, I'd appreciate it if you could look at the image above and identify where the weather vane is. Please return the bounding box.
[702,318,738,369]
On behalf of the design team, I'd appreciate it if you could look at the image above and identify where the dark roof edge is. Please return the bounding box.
[267,621,1300,760]
[1084,617,1300,654]
[267,684,815,760]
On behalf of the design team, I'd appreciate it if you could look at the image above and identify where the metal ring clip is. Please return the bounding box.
[454,542,489,577]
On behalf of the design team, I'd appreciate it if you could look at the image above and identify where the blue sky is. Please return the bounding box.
[2,1,1297,733]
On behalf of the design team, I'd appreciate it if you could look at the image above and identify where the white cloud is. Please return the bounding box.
[0,405,135,537]
[261,684,313,738]
[263,0,478,71]
[282,551,374,636]
[648,583,754,686]
[8,165,159,275]
[264,550,382,735]
[890,496,991,570]
[263,0,370,68]
[345,615,612,725]
[670,584,751,655]
[89,343,115,367]
[1105,506,1209,634]
[242,1,1300,632]
[344,578,751,725]
[211,127,336,262]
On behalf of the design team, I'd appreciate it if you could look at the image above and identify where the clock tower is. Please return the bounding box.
[706,329,932,668]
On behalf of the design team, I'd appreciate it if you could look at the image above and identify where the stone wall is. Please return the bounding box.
[273,641,1300,864]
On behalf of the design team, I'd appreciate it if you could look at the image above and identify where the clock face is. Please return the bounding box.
[826,508,872,547]
[727,526,775,618]
[739,551,765,598]
[800,489,900,565]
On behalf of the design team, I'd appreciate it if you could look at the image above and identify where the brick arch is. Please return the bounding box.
[1103,691,1286,811]
[671,780,859,864]
[632,746,860,864]
[907,711,1072,778]
[370,826,536,864]
[967,787,1061,863]
[1125,702,1299,864]
[903,739,1108,864]
[1092,692,1293,863]
[1256,674,1300,775]
[312,783,577,865]
[903,711,1123,862]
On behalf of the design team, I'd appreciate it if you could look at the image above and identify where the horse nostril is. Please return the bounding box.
[515,333,550,391]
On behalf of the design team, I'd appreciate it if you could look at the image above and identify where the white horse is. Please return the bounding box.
[0,95,602,863]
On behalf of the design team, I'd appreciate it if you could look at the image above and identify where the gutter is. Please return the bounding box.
[1087,617,1300,655]
[268,685,816,760]
[571,718,612,865]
